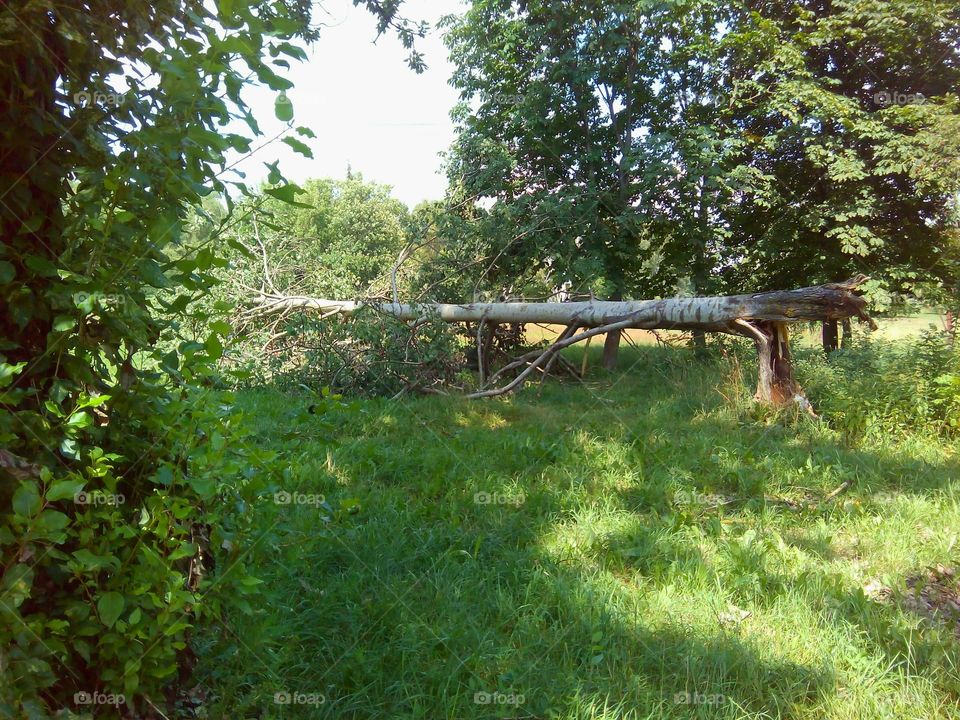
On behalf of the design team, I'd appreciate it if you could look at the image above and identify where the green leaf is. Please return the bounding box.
[282,136,313,158]
[169,542,197,561]
[1,564,34,607]
[72,549,120,571]
[209,320,232,336]
[187,474,216,497]
[264,160,283,185]
[0,362,26,388]
[32,510,70,540]
[153,466,174,487]
[47,479,85,502]
[162,350,180,373]
[275,92,294,122]
[66,411,92,429]
[53,315,75,332]
[97,592,125,628]
[264,183,312,207]
[139,258,171,288]
[24,255,57,277]
[20,215,44,234]
[76,394,110,410]
[0,260,15,284]
[205,333,223,360]
[60,438,80,460]
[12,482,41,517]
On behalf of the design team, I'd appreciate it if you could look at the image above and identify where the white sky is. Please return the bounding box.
[225,0,465,208]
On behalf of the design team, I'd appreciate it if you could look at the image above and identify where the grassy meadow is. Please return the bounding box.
[193,323,960,720]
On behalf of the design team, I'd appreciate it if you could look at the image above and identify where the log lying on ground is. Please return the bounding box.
[248,276,874,406]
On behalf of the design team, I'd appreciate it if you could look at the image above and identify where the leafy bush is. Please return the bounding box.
[0,1,425,713]
[795,329,960,439]
[0,378,275,713]
[247,308,465,397]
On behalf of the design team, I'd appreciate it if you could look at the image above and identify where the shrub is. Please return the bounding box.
[243,308,465,397]
[795,329,960,439]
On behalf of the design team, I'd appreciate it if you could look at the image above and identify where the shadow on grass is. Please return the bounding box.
[194,345,959,719]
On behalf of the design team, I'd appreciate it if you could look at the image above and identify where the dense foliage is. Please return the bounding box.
[797,329,960,439]
[181,176,467,395]
[437,0,960,311]
[1,0,958,715]
[237,174,412,299]
[0,0,422,714]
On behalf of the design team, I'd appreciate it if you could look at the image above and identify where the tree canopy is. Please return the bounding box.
[438,0,960,311]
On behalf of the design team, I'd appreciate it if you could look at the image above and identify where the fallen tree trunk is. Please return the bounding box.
[251,278,872,329]
[246,276,874,406]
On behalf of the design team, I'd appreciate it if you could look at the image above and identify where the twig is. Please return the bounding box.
[580,335,592,376]
[391,242,415,306]
[824,481,851,502]
[540,323,579,383]
[252,213,279,295]
[468,315,641,399]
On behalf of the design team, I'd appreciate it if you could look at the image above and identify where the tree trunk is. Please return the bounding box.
[249,277,875,406]
[822,319,839,354]
[754,322,798,404]
[601,329,621,371]
[480,323,495,382]
[692,329,707,356]
[254,278,874,331]
[602,290,622,371]
[840,318,852,349]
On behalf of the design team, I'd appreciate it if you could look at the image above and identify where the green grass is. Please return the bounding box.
[195,343,960,719]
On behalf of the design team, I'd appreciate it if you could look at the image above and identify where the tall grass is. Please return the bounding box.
[195,336,960,719]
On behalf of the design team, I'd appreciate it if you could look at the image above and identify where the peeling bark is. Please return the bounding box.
[754,321,798,405]
[252,277,874,332]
